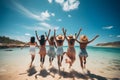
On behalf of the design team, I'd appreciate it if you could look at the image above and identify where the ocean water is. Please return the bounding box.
[0,46,120,75]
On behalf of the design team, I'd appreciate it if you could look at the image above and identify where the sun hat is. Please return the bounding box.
[56,35,64,40]
[67,34,75,39]
[80,35,88,42]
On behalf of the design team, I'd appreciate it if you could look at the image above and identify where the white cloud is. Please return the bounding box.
[40,10,51,20]
[68,14,71,18]
[48,0,53,3]
[57,19,62,21]
[13,1,54,21]
[25,33,31,36]
[51,13,55,16]
[40,22,51,29]
[25,22,59,31]
[55,0,80,12]
[102,26,113,30]
[117,35,120,38]
[55,0,64,4]
[40,22,59,30]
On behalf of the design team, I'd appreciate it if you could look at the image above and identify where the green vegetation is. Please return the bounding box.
[0,36,25,44]
[96,41,120,47]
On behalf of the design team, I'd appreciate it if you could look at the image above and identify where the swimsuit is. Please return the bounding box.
[30,45,36,55]
[39,47,46,57]
[79,48,88,57]
[47,46,56,58]
[67,47,76,60]
[56,46,64,56]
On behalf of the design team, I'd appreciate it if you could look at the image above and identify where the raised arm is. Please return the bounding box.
[45,32,47,38]
[75,28,82,39]
[45,29,51,40]
[75,33,77,37]
[62,28,68,41]
[74,32,80,43]
[54,42,57,48]
[88,35,99,43]
[54,29,57,41]
[47,29,51,39]
[35,30,39,41]
[75,38,80,43]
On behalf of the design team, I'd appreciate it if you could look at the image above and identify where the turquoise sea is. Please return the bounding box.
[0,46,120,78]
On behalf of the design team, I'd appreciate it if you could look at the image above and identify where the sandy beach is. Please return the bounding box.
[0,47,120,80]
[1,0,120,79]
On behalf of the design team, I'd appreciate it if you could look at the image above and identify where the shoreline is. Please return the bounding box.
[0,46,120,80]
[93,45,120,48]
[0,43,27,49]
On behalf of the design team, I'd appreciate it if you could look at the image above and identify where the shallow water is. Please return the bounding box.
[0,46,120,77]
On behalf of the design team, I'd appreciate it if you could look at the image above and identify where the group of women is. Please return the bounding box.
[22,28,99,72]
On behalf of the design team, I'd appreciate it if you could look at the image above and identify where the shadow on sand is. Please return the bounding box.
[49,67,108,80]
[34,67,120,80]
[60,69,109,80]
[35,67,57,79]
[27,66,37,76]
[19,66,37,76]
[34,67,108,80]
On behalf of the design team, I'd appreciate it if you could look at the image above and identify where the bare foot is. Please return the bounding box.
[40,64,43,68]
[29,64,32,68]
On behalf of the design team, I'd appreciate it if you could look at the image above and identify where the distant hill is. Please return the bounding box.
[96,41,120,47]
[0,36,25,48]
[0,36,25,44]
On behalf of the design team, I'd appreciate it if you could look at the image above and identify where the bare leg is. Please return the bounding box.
[70,54,75,68]
[42,57,45,64]
[57,56,61,66]
[49,57,51,66]
[61,55,63,63]
[65,58,72,68]
[83,57,86,69]
[49,57,52,66]
[30,54,35,68]
[79,56,83,69]
[40,54,42,63]
[57,55,61,72]
[51,57,54,66]
[51,57,54,61]
[40,55,43,68]
[70,58,75,68]
[40,57,42,63]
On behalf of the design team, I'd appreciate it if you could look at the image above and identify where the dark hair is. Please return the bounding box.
[50,36,54,42]
[69,39,74,45]
[39,35,45,45]
[30,36,35,43]
[57,40,63,44]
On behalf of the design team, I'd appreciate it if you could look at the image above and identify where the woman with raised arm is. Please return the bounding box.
[21,36,39,68]
[76,34,99,70]
[35,30,50,68]
[62,28,82,68]
[54,29,65,71]
[45,29,57,66]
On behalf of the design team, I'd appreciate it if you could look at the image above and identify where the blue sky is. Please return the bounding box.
[0,0,120,45]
